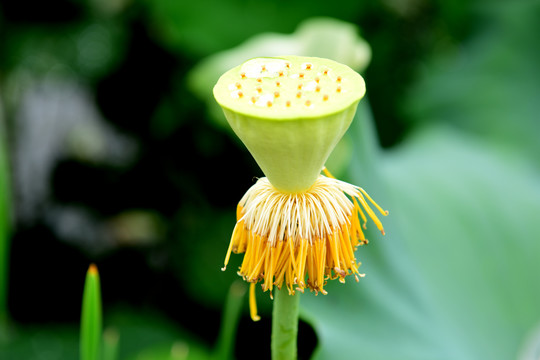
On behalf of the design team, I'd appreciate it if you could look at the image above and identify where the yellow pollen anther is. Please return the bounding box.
[274,91,280,98]
[257,78,262,83]
[276,81,281,87]
[235,82,242,89]
[240,72,246,79]
[316,86,321,92]
[238,91,244,98]
[279,71,284,77]
[323,94,329,101]
[267,101,272,107]
[305,100,311,106]
[298,84,303,90]
[306,64,312,70]
[337,76,342,83]
[256,87,262,93]
[262,65,266,71]
[337,86,342,93]
[286,63,290,68]
[249,283,261,321]
[286,100,291,107]
[315,77,320,83]
[296,92,302,98]
[323,69,328,75]
[299,73,305,79]
[251,96,256,104]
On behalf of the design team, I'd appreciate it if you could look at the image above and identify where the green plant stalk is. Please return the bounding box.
[80,264,102,360]
[0,197,9,330]
[0,122,11,330]
[271,288,300,360]
[213,281,246,360]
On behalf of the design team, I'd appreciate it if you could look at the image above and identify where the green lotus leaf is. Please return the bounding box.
[302,121,540,359]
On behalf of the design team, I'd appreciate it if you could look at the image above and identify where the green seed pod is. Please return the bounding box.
[213,56,365,193]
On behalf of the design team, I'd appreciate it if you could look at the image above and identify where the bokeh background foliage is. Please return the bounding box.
[1,0,540,359]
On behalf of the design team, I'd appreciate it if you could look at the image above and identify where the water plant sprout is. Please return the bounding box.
[214,55,388,359]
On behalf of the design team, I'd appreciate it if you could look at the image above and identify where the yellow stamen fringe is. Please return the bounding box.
[222,175,388,321]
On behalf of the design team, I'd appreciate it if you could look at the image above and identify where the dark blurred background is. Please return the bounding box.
[1,0,539,359]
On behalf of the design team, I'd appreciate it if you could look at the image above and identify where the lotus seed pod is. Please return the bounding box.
[213,56,365,193]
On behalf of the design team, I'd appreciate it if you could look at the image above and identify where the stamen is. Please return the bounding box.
[249,283,261,321]
[224,175,387,320]
[315,86,321,92]
[352,197,368,230]
[337,76,342,83]
[296,92,302,98]
[267,101,272,107]
[274,91,280,98]
[240,72,246,79]
[323,94,329,101]
[305,100,311,106]
[336,86,342,93]
[357,187,389,235]
[358,187,390,217]
[355,192,385,234]
[322,167,335,178]
[221,231,235,271]
[286,100,291,107]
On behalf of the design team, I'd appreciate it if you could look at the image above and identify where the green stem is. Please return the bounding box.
[214,281,246,360]
[0,116,11,333]
[271,288,300,360]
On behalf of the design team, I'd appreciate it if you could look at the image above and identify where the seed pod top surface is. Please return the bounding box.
[213,56,366,121]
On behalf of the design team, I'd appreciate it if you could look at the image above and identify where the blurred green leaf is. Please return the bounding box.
[0,325,80,359]
[106,309,211,360]
[0,20,127,81]
[170,207,265,309]
[404,0,540,160]
[302,123,540,359]
[0,308,212,360]
[141,1,366,58]
[126,341,208,360]
[103,328,120,360]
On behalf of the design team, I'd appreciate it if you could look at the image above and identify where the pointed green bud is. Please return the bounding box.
[80,264,102,360]
[213,55,365,193]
